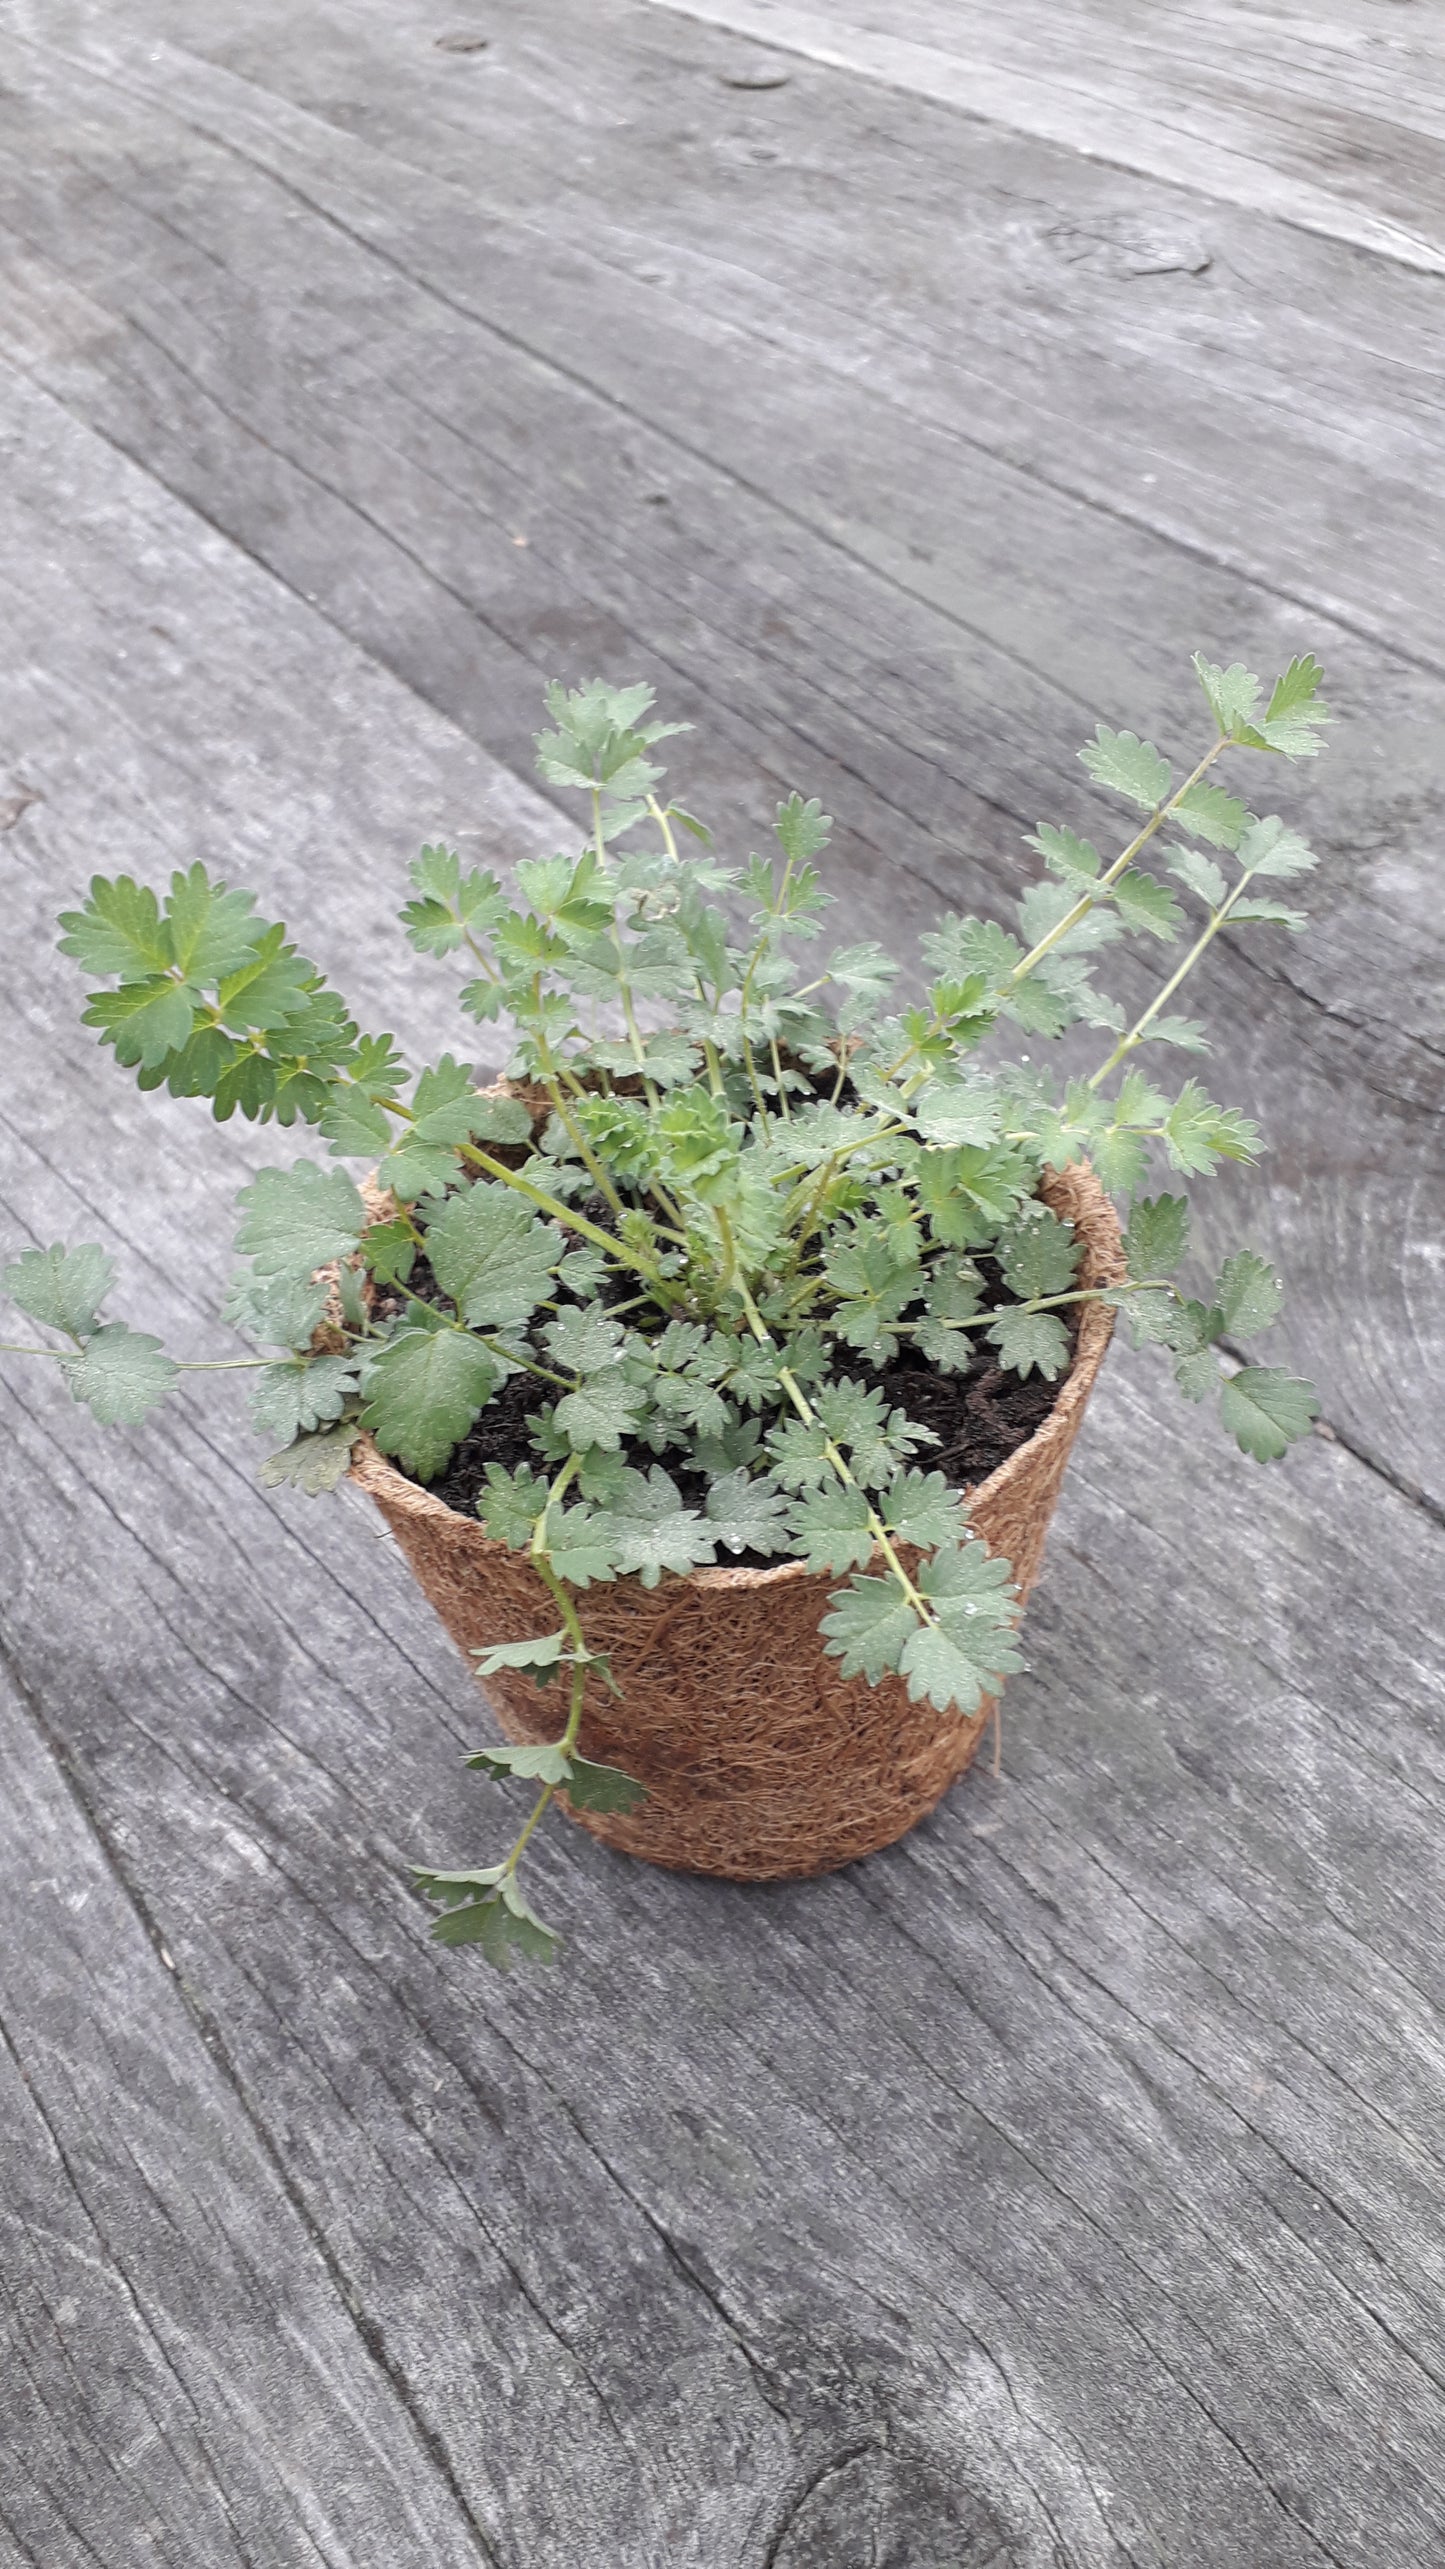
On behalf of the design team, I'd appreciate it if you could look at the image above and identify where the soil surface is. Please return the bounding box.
[396,1239,1079,1540]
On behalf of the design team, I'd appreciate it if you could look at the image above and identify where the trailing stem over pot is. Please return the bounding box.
[3,655,1328,1965]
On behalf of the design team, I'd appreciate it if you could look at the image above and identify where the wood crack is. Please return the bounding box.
[0,1623,506,2569]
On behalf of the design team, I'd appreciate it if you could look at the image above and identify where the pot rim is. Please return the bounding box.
[349,1161,1123,1594]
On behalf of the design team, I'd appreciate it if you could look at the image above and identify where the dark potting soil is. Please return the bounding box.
[399,1237,1078,1549]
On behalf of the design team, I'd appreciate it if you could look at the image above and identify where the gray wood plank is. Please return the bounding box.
[645,0,1445,271]
[0,1667,502,2569]
[3,353,1445,2568]
[0,1,1439,1501]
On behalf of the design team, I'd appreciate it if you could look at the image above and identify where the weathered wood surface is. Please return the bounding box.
[650,0,1445,270]
[0,0,1440,1504]
[0,7,1443,2564]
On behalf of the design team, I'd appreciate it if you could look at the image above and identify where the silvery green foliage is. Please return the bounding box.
[4,655,1327,1965]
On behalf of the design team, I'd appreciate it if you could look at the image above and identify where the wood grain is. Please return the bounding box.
[1,13,1444,2563]
[0,1655,506,2569]
[646,0,1445,272]
[0,0,1438,1498]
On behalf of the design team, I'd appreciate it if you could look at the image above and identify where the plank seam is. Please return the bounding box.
[637,0,1445,281]
[0,1622,506,2569]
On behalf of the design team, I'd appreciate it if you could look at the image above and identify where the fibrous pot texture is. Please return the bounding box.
[352,1162,1123,1881]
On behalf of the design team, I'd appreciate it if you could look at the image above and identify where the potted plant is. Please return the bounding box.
[2,655,1327,1966]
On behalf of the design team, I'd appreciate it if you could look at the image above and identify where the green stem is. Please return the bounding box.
[1087,867,1260,1090]
[1008,736,1229,991]
[647,794,680,864]
[596,788,660,1112]
[879,1275,1180,1342]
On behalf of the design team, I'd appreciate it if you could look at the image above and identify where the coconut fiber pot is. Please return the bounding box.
[351,1162,1123,1882]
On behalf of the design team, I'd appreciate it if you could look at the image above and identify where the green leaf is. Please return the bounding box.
[1193,655,1262,741]
[59,1323,177,1425]
[423,1875,560,1965]
[654,1092,742,1204]
[703,1468,792,1556]
[249,1353,358,1442]
[1236,816,1316,880]
[259,1422,360,1495]
[477,1460,546,1547]
[913,1544,1022,1701]
[361,1325,498,1480]
[1227,897,1308,931]
[83,975,198,1070]
[470,1644,565,1685]
[1214,1250,1284,1339]
[912,1078,1000,1149]
[819,1573,918,1683]
[916,1143,1032,1247]
[1261,656,1330,757]
[998,1211,1079,1301]
[765,1415,833,1492]
[815,1378,935,1487]
[544,1503,620,1588]
[1025,822,1101,886]
[235,1163,365,1279]
[1162,1083,1262,1174]
[1089,1126,1149,1193]
[467,1736,568,1777]
[881,1467,966,1552]
[214,930,320,1035]
[1166,845,1227,909]
[987,1306,1071,1382]
[553,1370,648,1454]
[1117,1285,1183,1350]
[1135,1016,1210,1054]
[424,1183,559,1330]
[1123,1194,1190,1280]
[563,1756,648,1815]
[378,1059,524,1200]
[774,793,833,864]
[1079,727,1171,810]
[1220,1367,1319,1460]
[543,1307,626,1375]
[896,1621,997,1716]
[1175,1347,1223,1401]
[462,1092,535,1147]
[1172,782,1247,851]
[57,875,173,978]
[320,1091,394,1159]
[162,865,262,982]
[913,1258,984,1373]
[1110,869,1184,942]
[225,1266,332,1350]
[2,1242,114,1340]
[787,1483,874,1574]
[598,1466,716,1586]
